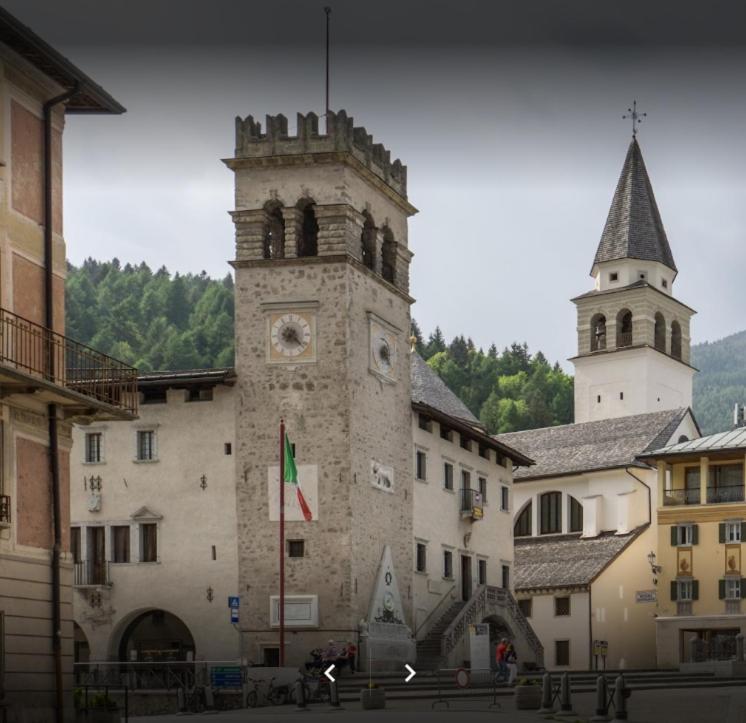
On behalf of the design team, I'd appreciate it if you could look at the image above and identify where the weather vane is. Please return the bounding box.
[623,100,646,138]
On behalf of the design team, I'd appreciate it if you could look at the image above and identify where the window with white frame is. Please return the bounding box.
[443,463,454,491]
[671,524,697,546]
[136,430,156,461]
[85,432,103,463]
[721,521,744,543]
[725,577,742,601]
[500,485,509,512]
[478,476,487,503]
[672,579,697,601]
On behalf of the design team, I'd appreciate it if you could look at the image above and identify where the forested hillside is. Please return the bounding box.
[66,259,742,435]
[692,331,746,435]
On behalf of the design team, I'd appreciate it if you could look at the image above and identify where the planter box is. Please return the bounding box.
[360,688,386,710]
[514,685,542,710]
[76,709,120,723]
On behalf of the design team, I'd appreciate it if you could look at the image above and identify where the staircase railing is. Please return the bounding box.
[440,585,543,663]
[414,583,457,638]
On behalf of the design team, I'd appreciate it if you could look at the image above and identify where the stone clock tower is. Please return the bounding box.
[224,111,417,668]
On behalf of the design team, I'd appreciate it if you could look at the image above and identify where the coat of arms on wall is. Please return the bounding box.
[725,544,741,575]
[677,548,693,576]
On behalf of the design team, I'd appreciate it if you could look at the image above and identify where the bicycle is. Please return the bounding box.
[183,684,206,713]
[246,675,289,707]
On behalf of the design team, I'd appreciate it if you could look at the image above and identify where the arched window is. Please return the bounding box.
[381,226,396,284]
[616,309,633,348]
[297,199,318,257]
[540,491,562,535]
[360,211,376,270]
[514,501,532,537]
[671,320,682,360]
[654,312,666,352]
[678,435,689,444]
[263,202,285,259]
[569,496,583,533]
[590,313,607,351]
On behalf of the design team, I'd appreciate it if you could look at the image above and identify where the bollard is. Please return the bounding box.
[176,687,185,712]
[204,686,215,710]
[737,634,745,663]
[591,675,610,722]
[613,675,628,721]
[557,672,575,716]
[295,679,307,709]
[329,679,342,709]
[538,672,555,713]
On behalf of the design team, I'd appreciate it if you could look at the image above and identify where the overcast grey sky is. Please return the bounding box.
[7,1,746,367]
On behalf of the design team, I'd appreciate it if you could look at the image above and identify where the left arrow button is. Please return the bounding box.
[324,664,336,682]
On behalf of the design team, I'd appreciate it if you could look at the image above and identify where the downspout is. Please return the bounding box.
[588,584,593,670]
[625,467,652,525]
[44,83,79,723]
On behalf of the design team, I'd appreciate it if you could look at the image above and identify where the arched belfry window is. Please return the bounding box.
[616,309,633,348]
[654,312,666,352]
[540,491,562,535]
[360,211,376,270]
[263,202,285,260]
[514,500,532,538]
[381,226,396,284]
[297,199,318,258]
[671,321,682,360]
[590,313,607,351]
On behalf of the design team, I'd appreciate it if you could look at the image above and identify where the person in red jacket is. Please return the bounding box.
[495,638,508,681]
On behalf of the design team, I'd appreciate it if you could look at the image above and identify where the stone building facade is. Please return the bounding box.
[0,9,132,723]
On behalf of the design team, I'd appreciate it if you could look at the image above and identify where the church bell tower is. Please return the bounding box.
[571,138,695,423]
[224,111,417,667]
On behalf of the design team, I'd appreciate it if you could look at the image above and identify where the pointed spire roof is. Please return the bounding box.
[593,139,676,273]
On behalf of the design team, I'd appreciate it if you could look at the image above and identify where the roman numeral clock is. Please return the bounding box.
[265,304,318,364]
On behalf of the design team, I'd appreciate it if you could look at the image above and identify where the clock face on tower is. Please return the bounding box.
[267,310,316,363]
[368,314,399,382]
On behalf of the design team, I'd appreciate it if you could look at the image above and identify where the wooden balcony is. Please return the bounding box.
[73,560,112,587]
[0,307,137,419]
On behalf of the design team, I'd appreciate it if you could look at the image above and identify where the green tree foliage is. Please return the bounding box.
[416,323,574,434]
[692,330,746,434]
[65,259,234,372]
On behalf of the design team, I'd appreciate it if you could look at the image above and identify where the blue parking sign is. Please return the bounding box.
[228,596,240,608]
[230,608,239,624]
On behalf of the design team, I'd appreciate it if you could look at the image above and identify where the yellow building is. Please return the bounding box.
[641,428,746,670]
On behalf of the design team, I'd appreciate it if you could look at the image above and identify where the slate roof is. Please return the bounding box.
[643,425,746,458]
[498,408,690,480]
[514,528,645,591]
[593,138,676,273]
[410,353,478,424]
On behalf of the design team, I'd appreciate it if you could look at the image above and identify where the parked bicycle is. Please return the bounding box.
[293,673,331,704]
[246,675,290,707]
[183,684,207,713]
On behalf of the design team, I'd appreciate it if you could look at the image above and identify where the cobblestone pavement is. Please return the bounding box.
[128,686,746,723]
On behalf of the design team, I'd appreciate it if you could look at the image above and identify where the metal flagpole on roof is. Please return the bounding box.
[279,418,286,666]
[325,7,332,117]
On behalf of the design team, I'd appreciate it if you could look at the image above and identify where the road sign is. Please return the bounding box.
[230,608,239,624]
[211,665,242,689]
[228,596,240,608]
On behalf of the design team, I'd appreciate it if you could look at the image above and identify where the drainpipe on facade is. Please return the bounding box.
[43,83,79,723]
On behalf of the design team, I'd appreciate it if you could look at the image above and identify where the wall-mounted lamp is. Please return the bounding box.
[206,586,214,602]
[200,474,208,491]
[647,551,662,584]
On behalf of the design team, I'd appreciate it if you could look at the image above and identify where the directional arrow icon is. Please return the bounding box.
[404,663,416,683]
[324,664,336,682]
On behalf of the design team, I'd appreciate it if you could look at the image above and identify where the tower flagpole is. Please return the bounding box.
[324,6,331,116]
[279,418,286,665]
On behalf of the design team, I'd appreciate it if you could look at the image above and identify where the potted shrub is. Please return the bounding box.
[360,682,386,710]
[514,677,542,710]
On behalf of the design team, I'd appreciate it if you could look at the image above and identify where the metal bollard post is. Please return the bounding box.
[557,672,575,716]
[591,675,610,722]
[329,679,341,708]
[295,679,307,709]
[176,687,185,712]
[538,672,555,713]
[613,675,628,721]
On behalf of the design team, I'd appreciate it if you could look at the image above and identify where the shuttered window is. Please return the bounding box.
[140,524,158,562]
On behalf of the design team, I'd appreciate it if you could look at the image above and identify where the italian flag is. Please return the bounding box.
[284,434,313,521]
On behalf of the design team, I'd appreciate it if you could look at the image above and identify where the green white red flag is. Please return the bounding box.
[284,434,312,521]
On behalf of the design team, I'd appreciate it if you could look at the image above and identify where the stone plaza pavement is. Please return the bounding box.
[128,686,746,723]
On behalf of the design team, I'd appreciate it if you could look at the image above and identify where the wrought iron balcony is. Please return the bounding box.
[0,307,137,418]
[459,488,484,520]
[617,332,633,348]
[0,494,10,526]
[663,488,701,506]
[73,560,112,587]
[707,485,745,504]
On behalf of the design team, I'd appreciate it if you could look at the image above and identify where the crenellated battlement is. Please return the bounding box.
[234,110,408,198]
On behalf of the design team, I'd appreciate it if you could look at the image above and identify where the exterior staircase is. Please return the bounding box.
[416,601,465,670]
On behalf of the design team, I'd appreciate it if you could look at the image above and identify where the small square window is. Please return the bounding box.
[725,577,742,600]
[460,436,472,452]
[416,543,427,573]
[610,272,618,282]
[555,640,570,666]
[676,580,694,601]
[288,539,305,558]
[136,430,156,461]
[479,445,489,460]
[224,442,232,455]
[672,524,696,546]
[662,279,668,289]
[724,522,742,543]
[440,426,453,442]
[444,463,454,490]
[85,433,103,464]
[555,596,571,616]
[478,559,487,585]
[418,415,432,432]
[518,598,532,618]
[415,451,427,481]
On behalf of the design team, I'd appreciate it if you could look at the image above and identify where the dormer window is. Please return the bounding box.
[661,278,668,289]
[609,272,618,282]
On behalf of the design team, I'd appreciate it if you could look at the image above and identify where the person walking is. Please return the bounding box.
[495,638,508,682]
[346,641,357,673]
[505,642,518,686]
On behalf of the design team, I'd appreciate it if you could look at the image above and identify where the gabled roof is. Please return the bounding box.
[0,7,125,114]
[514,527,645,591]
[498,408,692,480]
[410,352,478,424]
[593,139,676,274]
[642,425,746,460]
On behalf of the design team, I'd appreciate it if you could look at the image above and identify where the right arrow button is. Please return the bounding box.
[404,663,416,683]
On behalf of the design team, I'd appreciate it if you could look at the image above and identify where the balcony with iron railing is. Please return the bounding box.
[617,331,633,348]
[74,560,112,587]
[459,488,484,520]
[0,494,10,526]
[663,488,701,506]
[0,307,137,418]
[663,485,745,506]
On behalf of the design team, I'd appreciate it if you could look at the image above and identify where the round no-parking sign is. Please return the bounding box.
[454,668,470,689]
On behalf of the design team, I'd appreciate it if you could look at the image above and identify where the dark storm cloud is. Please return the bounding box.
[5,0,746,48]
